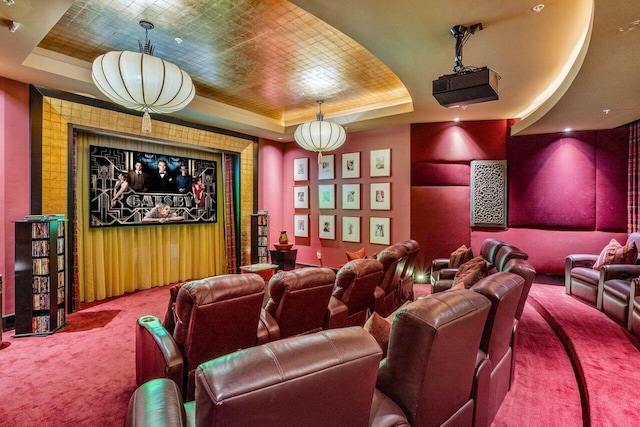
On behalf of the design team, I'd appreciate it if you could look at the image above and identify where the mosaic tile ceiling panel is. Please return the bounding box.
[38,0,410,124]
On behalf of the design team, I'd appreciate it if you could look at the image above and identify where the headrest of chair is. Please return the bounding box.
[268,267,336,302]
[178,273,264,307]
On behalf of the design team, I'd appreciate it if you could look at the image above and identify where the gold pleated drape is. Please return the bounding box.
[76,131,227,302]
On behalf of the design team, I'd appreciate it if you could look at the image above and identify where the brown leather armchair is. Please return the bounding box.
[135,274,265,400]
[370,289,492,427]
[126,327,383,427]
[324,258,384,329]
[565,232,640,308]
[470,272,525,427]
[373,243,410,317]
[257,267,336,344]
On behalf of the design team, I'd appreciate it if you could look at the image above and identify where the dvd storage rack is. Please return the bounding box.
[13,216,67,337]
[250,212,269,264]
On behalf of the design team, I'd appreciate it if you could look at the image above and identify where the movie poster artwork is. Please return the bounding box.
[89,145,217,227]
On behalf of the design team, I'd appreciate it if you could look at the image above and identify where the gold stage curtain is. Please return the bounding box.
[76,131,227,302]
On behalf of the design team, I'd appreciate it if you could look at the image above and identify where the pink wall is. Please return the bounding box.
[0,77,31,317]
[259,124,412,269]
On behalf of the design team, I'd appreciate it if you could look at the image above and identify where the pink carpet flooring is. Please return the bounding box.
[1,282,638,426]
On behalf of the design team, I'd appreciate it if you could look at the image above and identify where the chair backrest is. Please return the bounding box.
[265,267,336,338]
[471,272,524,362]
[480,238,507,265]
[173,274,265,374]
[502,258,536,320]
[332,259,384,318]
[377,289,491,427]
[400,240,420,281]
[195,327,382,427]
[376,244,410,295]
[494,244,529,271]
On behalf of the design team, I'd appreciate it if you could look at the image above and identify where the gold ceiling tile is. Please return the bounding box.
[40,0,409,125]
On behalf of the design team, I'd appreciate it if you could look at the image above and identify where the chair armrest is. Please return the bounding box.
[136,315,184,392]
[126,378,187,427]
[430,258,450,282]
[324,296,349,329]
[565,254,599,269]
[437,268,458,280]
[257,309,280,344]
[601,264,640,281]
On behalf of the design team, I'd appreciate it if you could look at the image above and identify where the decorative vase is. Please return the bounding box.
[278,230,289,245]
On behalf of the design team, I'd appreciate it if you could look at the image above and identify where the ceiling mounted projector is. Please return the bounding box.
[433,23,500,108]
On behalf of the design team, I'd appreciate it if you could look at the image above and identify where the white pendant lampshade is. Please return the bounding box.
[91,21,195,133]
[294,100,346,163]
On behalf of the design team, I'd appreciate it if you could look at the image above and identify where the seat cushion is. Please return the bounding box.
[603,279,631,302]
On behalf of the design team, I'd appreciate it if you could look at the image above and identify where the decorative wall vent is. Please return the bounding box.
[470,160,507,227]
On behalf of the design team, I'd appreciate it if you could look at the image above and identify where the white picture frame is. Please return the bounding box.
[318,184,336,209]
[319,215,336,240]
[342,184,361,210]
[370,148,391,177]
[370,217,390,245]
[294,185,309,209]
[294,214,309,237]
[318,154,335,180]
[342,152,360,179]
[370,182,391,210]
[342,216,361,243]
[294,158,309,181]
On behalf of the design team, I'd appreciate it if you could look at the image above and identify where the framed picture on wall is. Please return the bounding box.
[342,216,361,242]
[370,148,391,177]
[294,214,309,237]
[318,154,335,180]
[342,152,360,179]
[342,184,361,210]
[294,185,309,209]
[294,158,309,181]
[370,217,390,245]
[319,215,336,240]
[318,184,336,209]
[370,182,391,210]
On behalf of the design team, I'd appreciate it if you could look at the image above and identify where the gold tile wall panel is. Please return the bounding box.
[41,97,256,257]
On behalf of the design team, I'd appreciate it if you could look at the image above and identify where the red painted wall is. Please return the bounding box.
[0,77,31,317]
[410,120,629,276]
[260,124,412,269]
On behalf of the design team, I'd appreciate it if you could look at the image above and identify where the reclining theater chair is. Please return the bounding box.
[135,274,265,400]
[370,289,491,427]
[470,272,525,427]
[127,327,383,427]
[324,258,384,329]
[258,267,336,343]
[566,232,640,308]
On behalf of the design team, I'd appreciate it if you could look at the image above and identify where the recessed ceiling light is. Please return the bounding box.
[531,4,544,13]
[3,0,16,5]
[603,109,611,114]
[174,37,183,44]
[453,117,460,122]
[564,127,572,132]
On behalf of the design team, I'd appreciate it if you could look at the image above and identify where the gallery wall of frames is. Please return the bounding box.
[293,148,392,246]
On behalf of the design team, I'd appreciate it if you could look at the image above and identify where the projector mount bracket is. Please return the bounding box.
[451,22,483,74]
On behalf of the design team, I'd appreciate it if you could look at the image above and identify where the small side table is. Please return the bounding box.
[269,249,298,271]
[239,263,278,282]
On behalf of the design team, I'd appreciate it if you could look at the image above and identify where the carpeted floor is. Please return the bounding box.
[1,282,638,426]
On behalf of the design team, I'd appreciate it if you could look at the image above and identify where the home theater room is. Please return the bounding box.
[1,0,639,426]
